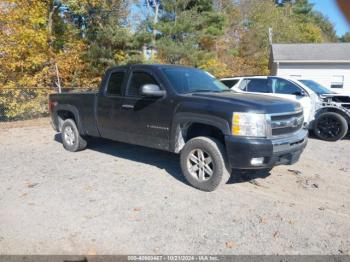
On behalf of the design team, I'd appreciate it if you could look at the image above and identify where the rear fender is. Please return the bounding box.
[53,104,85,135]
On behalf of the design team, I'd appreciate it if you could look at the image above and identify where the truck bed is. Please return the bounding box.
[49,92,99,136]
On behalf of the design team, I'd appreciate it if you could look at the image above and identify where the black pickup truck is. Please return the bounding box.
[49,64,308,191]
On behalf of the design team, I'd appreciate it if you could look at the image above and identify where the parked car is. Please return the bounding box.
[221,76,350,141]
[49,65,308,191]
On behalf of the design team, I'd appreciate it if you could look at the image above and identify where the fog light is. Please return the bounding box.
[251,157,264,166]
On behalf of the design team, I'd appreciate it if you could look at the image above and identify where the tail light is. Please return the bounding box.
[49,101,57,112]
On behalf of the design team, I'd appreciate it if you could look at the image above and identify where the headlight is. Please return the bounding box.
[232,112,267,137]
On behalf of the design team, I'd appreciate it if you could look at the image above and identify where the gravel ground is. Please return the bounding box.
[0,118,350,255]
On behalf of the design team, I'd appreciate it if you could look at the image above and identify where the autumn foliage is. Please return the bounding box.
[0,0,347,120]
[0,0,98,119]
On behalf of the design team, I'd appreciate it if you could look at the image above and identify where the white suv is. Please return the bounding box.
[221,76,350,141]
[221,76,318,125]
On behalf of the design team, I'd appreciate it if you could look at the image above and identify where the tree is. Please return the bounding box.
[0,0,51,119]
[310,11,338,42]
[0,0,100,119]
[235,0,328,74]
[339,32,350,42]
[73,0,139,73]
[0,0,341,119]
[152,0,227,68]
[277,0,337,41]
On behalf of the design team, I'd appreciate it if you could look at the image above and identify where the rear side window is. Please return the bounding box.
[272,79,302,95]
[221,79,239,88]
[127,72,158,97]
[240,79,270,93]
[238,79,248,91]
[106,72,125,95]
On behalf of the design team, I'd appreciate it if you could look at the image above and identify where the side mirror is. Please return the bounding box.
[140,84,165,97]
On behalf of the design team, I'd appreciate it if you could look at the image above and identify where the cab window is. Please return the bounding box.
[106,71,125,96]
[126,71,159,97]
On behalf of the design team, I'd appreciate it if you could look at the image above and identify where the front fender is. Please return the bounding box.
[316,106,350,120]
[169,112,231,153]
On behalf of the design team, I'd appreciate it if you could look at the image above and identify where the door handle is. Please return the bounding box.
[122,104,134,110]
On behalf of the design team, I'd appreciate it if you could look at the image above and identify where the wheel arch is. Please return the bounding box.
[315,106,350,125]
[53,105,85,134]
[170,113,231,153]
[312,107,349,141]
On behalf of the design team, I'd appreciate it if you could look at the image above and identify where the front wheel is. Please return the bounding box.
[180,136,230,191]
[313,112,348,141]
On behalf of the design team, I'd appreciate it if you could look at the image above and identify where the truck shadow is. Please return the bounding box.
[227,169,272,184]
[54,134,188,185]
[54,134,272,187]
[308,132,350,141]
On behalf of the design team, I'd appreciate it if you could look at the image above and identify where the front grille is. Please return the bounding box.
[270,111,304,136]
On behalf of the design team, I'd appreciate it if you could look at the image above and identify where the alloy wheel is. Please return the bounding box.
[187,149,214,181]
[64,126,75,146]
[316,116,341,139]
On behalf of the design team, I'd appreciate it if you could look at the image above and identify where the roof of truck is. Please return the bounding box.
[107,64,195,71]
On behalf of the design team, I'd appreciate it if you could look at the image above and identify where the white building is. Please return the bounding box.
[270,43,350,93]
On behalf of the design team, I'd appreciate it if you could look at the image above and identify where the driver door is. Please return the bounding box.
[120,70,173,150]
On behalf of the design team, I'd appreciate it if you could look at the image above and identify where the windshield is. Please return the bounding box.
[299,80,335,95]
[162,67,231,94]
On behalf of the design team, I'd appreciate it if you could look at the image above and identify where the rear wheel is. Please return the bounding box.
[314,112,348,141]
[61,119,87,152]
[180,136,230,191]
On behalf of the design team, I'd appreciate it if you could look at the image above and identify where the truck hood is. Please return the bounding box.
[189,92,301,114]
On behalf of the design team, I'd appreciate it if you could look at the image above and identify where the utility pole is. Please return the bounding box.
[268,27,273,45]
[55,63,62,93]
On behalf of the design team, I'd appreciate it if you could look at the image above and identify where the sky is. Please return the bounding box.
[310,0,350,36]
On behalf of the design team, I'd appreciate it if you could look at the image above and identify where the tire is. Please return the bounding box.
[180,136,230,192]
[313,112,348,141]
[61,119,87,152]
